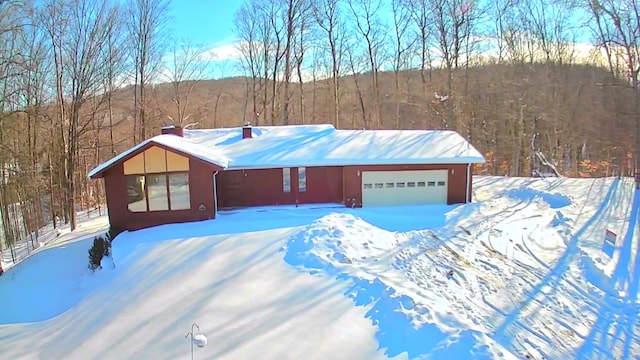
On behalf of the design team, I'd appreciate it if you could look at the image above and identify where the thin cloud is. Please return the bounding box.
[202,41,242,62]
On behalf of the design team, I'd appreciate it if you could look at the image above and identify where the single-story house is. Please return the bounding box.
[89,124,485,231]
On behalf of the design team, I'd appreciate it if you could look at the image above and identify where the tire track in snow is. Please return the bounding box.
[515,179,635,358]
[620,192,640,360]
[578,185,640,360]
[541,178,634,359]
[491,177,622,359]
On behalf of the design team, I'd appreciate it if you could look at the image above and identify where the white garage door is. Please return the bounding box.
[361,170,449,206]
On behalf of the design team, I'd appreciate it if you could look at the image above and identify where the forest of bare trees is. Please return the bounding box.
[0,0,173,262]
[0,0,638,261]
[233,0,639,176]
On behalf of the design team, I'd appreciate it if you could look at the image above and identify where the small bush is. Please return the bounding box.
[88,236,108,271]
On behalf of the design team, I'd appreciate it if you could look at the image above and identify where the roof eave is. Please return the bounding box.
[225,157,486,170]
[88,138,227,180]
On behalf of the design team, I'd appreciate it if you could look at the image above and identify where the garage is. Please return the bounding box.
[361,170,449,206]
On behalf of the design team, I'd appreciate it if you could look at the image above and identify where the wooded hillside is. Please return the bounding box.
[0,0,638,259]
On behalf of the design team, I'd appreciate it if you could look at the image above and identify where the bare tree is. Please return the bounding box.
[585,0,640,172]
[16,5,51,245]
[164,41,213,126]
[102,4,127,157]
[235,1,266,125]
[126,0,169,143]
[0,0,29,258]
[211,59,231,128]
[41,0,121,230]
[346,42,368,128]
[521,0,577,65]
[347,0,387,128]
[312,0,344,128]
[280,0,309,125]
[428,0,482,130]
[40,0,69,226]
[293,0,313,125]
[404,0,433,93]
[391,0,415,129]
[259,0,287,125]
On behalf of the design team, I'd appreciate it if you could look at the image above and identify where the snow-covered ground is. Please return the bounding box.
[0,208,108,272]
[0,176,638,359]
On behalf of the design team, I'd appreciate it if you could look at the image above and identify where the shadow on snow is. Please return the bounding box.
[282,221,495,359]
[578,187,640,360]
[492,178,621,358]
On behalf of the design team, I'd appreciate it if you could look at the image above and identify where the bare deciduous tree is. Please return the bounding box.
[102,6,128,157]
[312,0,343,128]
[41,0,121,230]
[428,0,482,130]
[235,0,266,125]
[164,41,213,126]
[585,0,640,171]
[391,0,415,129]
[126,0,169,142]
[347,0,386,128]
[404,0,433,93]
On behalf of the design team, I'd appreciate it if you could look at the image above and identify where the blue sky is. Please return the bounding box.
[165,0,597,78]
[168,0,243,48]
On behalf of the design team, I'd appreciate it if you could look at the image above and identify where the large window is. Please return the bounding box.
[147,174,169,211]
[124,146,191,212]
[168,173,190,210]
[126,173,190,212]
[126,176,147,212]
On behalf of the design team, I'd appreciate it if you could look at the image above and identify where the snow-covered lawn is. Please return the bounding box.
[0,176,638,359]
[0,208,109,272]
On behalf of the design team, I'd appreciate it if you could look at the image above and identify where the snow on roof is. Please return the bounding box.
[89,124,485,177]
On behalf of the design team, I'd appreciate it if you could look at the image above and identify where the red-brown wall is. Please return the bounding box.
[102,160,473,230]
[217,169,295,208]
[103,158,218,231]
[216,166,343,208]
[297,166,343,204]
[342,164,471,207]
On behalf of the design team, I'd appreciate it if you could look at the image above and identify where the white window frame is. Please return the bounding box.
[283,168,291,193]
[298,167,307,192]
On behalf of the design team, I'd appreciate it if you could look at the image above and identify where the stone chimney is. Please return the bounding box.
[161,125,183,137]
[242,122,252,139]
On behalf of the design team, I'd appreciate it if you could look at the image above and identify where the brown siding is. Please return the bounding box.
[297,166,343,204]
[103,159,218,231]
[217,169,295,208]
[343,164,471,207]
[343,167,361,207]
[217,166,343,208]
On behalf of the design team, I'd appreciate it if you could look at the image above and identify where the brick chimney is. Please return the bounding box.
[242,122,252,139]
[161,125,183,137]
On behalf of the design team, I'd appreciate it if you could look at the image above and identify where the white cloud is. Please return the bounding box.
[202,41,242,62]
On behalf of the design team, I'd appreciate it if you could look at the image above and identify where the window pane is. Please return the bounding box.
[298,167,306,192]
[147,174,169,211]
[283,168,291,193]
[169,173,190,210]
[417,181,426,187]
[375,183,384,189]
[407,182,416,187]
[428,181,436,186]
[397,182,405,188]
[385,182,394,188]
[363,183,373,189]
[126,175,147,212]
[437,181,446,186]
